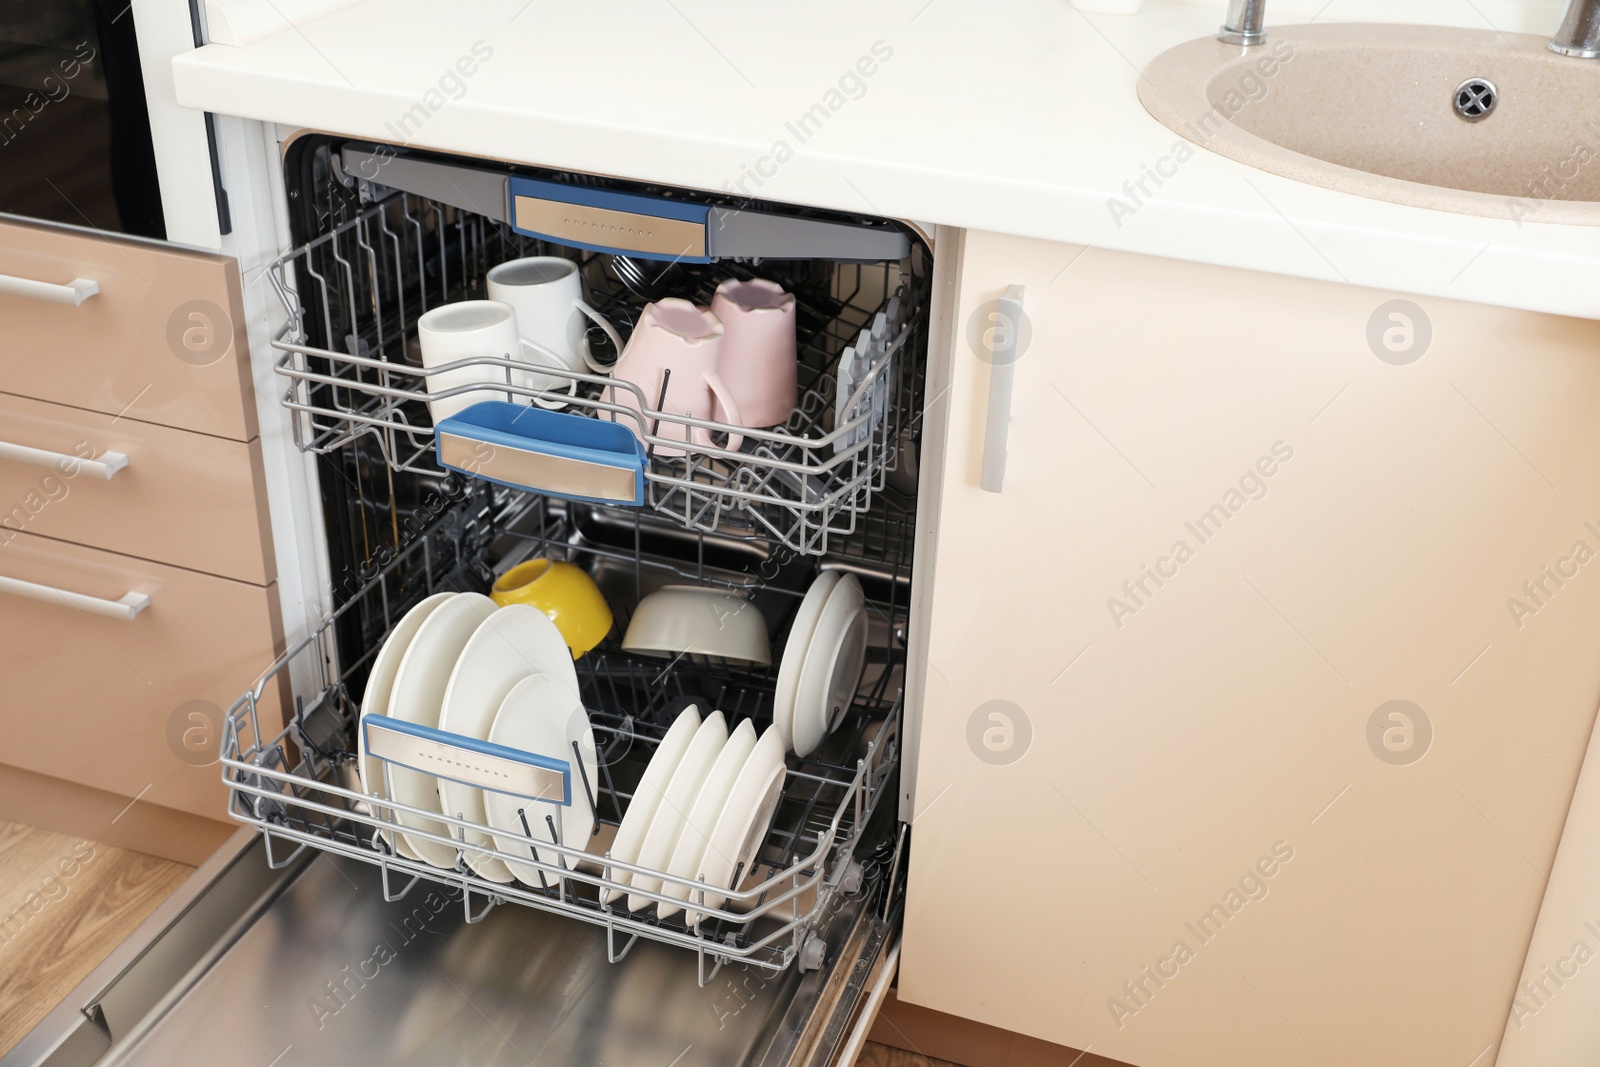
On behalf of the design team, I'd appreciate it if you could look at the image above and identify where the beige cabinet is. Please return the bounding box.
[0,530,283,819]
[0,218,281,863]
[0,392,275,584]
[899,230,1600,1067]
[0,215,257,441]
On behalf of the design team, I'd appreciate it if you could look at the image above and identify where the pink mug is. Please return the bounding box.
[711,278,797,429]
[611,299,744,456]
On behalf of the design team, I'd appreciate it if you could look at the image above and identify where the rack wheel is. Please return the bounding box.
[839,859,864,896]
[798,932,827,974]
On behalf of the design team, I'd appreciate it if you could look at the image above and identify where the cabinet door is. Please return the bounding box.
[898,230,1600,1067]
[0,391,275,585]
[0,215,256,441]
[0,530,283,820]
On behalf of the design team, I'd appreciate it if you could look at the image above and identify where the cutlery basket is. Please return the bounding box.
[221,487,909,982]
[267,188,929,556]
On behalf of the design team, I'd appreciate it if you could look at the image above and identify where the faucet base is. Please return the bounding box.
[1549,39,1600,57]
[1218,24,1267,45]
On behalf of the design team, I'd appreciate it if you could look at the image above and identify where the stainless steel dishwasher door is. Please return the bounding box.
[62,837,895,1067]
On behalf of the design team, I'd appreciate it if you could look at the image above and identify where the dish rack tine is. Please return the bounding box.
[378,855,421,902]
[696,945,726,989]
[261,829,307,870]
[461,883,497,925]
[606,922,639,965]
[570,739,599,826]
[854,758,866,827]
[593,735,623,823]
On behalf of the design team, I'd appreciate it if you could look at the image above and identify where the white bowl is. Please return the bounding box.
[621,585,772,666]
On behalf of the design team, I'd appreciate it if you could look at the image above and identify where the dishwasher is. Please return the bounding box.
[4,135,933,1067]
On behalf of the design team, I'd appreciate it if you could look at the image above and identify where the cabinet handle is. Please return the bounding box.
[0,574,150,620]
[0,440,128,480]
[0,271,100,307]
[981,284,1025,494]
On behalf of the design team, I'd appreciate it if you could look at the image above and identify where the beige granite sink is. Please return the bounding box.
[1139,24,1600,225]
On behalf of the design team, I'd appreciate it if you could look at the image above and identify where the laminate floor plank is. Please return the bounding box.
[0,819,192,1054]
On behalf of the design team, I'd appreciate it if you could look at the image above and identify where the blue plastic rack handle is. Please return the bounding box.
[506,176,712,263]
[363,713,571,806]
[435,401,646,507]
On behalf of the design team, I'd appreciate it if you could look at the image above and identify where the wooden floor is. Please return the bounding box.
[0,819,948,1065]
[0,820,192,1055]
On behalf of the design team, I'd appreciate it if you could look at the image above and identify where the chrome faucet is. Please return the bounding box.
[1551,0,1600,57]
[1218,0,1266,46]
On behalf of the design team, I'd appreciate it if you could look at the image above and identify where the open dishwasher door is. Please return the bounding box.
[4,817,903,1067]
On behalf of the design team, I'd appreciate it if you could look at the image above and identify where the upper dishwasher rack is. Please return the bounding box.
[268,186,928,555]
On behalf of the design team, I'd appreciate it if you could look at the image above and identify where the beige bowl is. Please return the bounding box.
[621,585,772,666]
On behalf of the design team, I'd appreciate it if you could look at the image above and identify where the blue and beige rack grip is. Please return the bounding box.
[507,176,713,262]
[333,148,911,262]
[435,401,647,506]
[363,714,572,807]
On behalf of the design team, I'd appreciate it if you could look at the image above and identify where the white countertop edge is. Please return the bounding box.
[171,0,1600,323]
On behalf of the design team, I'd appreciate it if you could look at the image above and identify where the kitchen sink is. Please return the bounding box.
[1139,23,1600,225]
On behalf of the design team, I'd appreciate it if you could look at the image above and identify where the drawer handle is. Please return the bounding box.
[981,284,1025,494]
[0,440,128,480]
[0,574,150,620]
[0,271,100,307]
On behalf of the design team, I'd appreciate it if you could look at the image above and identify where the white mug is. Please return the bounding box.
[416,300,523,423]
[487,257,623,408]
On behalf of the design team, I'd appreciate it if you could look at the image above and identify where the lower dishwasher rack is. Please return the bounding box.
[223,491,907,986]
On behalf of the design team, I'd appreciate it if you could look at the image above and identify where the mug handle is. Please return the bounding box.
[575,300,624,374]
[518,340,579,410]
[696,371,745,453]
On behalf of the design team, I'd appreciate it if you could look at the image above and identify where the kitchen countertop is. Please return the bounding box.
[174,0,1600,320]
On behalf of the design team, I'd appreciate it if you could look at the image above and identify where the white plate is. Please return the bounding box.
[773,572,841,752]
[658,719,758,920]
[627,711,728,911]
[687,724,787,928]
[792,574,867,758]
[439,604,579,884]
[484,673,597,888]
[601,704,701,905]
[357,591,455,861]
[384,592,498,868]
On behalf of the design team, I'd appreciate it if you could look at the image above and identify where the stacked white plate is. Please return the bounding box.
[774,572,869,757]
[355,592,596,887]
[834,287,904,455]
[614,712,787,929]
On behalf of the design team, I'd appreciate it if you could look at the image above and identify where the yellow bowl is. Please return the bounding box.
[490,559,613,659]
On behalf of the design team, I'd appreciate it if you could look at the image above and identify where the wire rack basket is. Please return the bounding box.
[223,494,907,981]
[268,190,927,556]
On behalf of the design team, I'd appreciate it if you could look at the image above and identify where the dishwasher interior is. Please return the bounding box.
[2,138,934,1067]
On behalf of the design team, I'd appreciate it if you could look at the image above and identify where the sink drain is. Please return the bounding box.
[1453,78,1497,122]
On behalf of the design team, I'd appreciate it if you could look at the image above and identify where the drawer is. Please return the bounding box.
[0,216,257,441]
[0,393,274,585]
[0,530,283,822]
